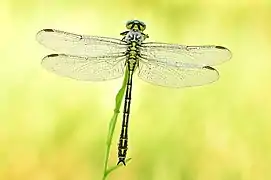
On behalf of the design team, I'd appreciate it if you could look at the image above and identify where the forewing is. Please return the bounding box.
[138,60,219,88]
[140,42,231,66]
[42,54,126,81]
[36,29,127,57]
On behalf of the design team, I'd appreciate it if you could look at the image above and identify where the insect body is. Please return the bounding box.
[36,20,232,165]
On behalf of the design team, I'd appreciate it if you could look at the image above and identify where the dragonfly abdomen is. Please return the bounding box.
[117,41,140,165]
[117,69,133,165]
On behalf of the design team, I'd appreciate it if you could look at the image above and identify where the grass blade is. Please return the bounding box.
[102,67,129,180]
[103,158,132,179]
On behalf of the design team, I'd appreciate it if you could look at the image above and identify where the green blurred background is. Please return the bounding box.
[1,0,271,180]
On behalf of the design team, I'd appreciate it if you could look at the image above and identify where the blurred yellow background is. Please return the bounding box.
[1,0,271,180]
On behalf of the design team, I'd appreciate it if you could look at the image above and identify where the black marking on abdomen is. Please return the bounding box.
[117,57,137,165]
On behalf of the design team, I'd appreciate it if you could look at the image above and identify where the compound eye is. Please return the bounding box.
[139,24,146,31]
[126,20,134,30]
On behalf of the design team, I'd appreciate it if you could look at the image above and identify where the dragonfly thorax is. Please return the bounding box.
[122,30,147,44]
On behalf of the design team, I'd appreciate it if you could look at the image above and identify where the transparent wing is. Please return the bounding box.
[140,42,232,66]
[138,60,219,88]
[42,54,126,81]
[36,29,127,57]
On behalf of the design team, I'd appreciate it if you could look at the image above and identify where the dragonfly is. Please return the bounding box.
[36,20,232,165]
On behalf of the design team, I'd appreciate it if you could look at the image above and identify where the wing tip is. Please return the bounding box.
[215,45,227,50]
[41,54,60,65]
[36,29,56,42]
[42,29,55,32]
[215,45,231,53]
[37,29,55,34]
[202,65,220,76]
[215,45,232,61]
[47,54,59,58]
[202,65,215,70]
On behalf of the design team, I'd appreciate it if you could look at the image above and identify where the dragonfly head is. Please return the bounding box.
[126,20,146,32]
